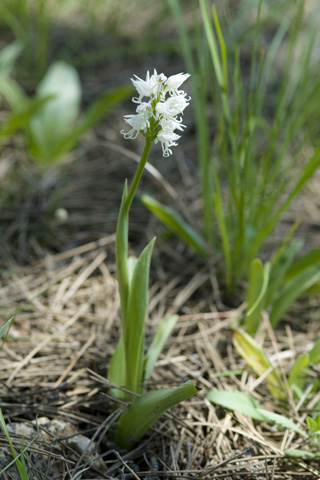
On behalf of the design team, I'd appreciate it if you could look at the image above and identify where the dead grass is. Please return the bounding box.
[0,228,319,478]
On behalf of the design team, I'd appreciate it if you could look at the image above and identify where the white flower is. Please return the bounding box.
[121,69,190,156]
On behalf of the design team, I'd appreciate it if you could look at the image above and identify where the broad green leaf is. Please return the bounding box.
[78,84,134,134]
[207,391,307,437]
[113,380,199,449]
[141,194,208,257]
[308,337,320,365]
[108,335,127,400]
[125,238,155,393]
[245,259,269,334]
[288,353,309,388]
[285,449,320,458]
[269,265,320,327]
[207,390,266,421]
[256,409,307,437]
[232,328,284,399]
[28,61,81,162]
[144,315,178,381]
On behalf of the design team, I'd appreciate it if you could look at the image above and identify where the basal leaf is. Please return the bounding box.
[141,194,208,257]
[114,380,199,449]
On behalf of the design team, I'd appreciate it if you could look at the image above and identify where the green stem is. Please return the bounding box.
[126,138,153,213]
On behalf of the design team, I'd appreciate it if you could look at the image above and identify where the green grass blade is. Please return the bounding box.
[245,259,269,334]
[0,316,14,341]
[269,265,320,328]
[141,194,208,257]
[288,352,309,391]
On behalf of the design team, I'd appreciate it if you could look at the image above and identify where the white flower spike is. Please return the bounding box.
[121,69,190,157]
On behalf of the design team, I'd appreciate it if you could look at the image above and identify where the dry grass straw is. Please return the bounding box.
[0,232,319,478]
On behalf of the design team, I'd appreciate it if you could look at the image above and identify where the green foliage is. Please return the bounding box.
[243,239,320,333]
[233,327,320,402]
[306,413,320,449]
[114,381,199,449]
[0,408,36,479]
[0,53,133,162]
[232,328,284,400]
[141,194,208,257]
[165,0,320,297]
[207,390,306,437]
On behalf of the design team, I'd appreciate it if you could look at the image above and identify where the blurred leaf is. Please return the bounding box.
[114,380,199,449]
[78,84,134,134]
[0,317,14,342]
[108,335,127,400]
[125,238,155,393]
[256,409,307,437]
[232,328,284,399]
[207,390,266,420]
[28,61,81,162]
[208,390,307,436]
[115,181,129,324]
[285,449,320,458]
[266,238,303,306]
[309,337,320,365]
[288,353,309,389]
[0,41,22,76]
[144,314,178,381]
[245,259,269,334]
[0,94,53,137]
[285,246,320,280]
[141,194,208,257]
[269,265,320,327]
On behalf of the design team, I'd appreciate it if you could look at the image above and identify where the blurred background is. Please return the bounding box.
[1,0,320,267]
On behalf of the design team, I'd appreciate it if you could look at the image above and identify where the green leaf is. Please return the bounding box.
[114,380,199,449]
[0,316,14,341]
[28,61,81,162]
[285,449,320,458]
[108,335,127,400]
[207,390,266,421]
[125,238,155,393]
[116,182,129,327]
[269,264,320,327]
[288,353,309,388]
[309,337,320,365]
[0,94,53,137]
[285,246,320,280]
[78,84,134,134]
[245,259,269,334]
[144,315,179,381]
[256,409,307,437]
[207,390,307,437]
[232,328,284,399]
[141,194,208,257]
[266,238,303,306]
[0,41,22,77]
